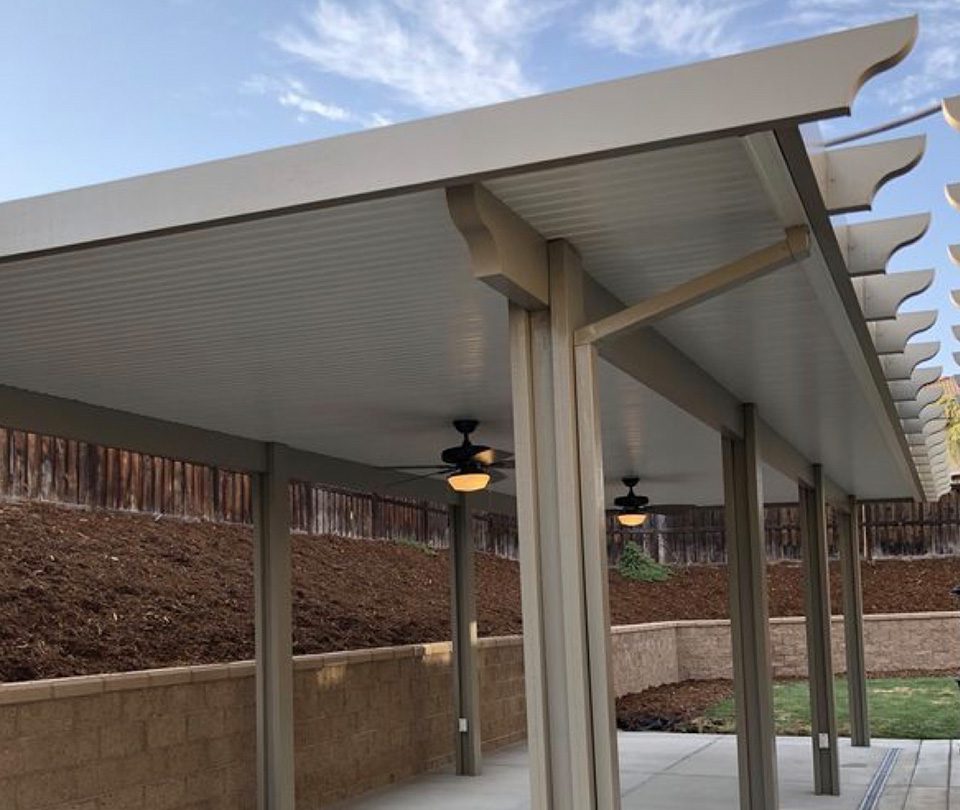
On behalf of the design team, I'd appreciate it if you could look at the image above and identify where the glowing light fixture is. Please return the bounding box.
[617,509,648,528]
[447,463,491,492]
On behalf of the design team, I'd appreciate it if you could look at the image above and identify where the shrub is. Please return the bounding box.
[617,541,672,582]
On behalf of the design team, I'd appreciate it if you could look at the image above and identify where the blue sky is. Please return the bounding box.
[2,0,959,371]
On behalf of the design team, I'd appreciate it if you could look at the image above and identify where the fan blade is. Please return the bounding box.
[489,459,515,470]
[385,468,453,488]
[473,447,514,465]
[487,469,508,484]
[381,465,449,471]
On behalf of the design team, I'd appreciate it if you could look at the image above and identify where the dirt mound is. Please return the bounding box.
[2,500,960,681]
[616,680,734,732]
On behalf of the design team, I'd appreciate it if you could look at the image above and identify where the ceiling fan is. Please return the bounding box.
[385,419,514,493]
[609,476,693,527]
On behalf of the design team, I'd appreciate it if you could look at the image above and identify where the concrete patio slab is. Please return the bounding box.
[333,733,955,810]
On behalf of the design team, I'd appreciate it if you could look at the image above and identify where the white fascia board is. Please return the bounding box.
[0,17,917,259]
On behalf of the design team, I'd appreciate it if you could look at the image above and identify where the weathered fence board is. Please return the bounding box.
[2,427,959,563]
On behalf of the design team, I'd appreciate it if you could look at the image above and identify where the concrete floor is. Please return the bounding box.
[335,733,958,809]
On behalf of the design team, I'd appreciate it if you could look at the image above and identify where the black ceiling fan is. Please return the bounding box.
[384,419,514,492]
[609,476,693,526]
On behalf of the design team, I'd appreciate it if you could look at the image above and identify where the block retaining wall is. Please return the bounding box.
[0,613,956,809]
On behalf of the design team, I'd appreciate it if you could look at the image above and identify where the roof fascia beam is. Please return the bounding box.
[753,127,923,500]
[574,226,810,346]
[446,184,548,309]
[0,18,917,261]
[813,135,925,215]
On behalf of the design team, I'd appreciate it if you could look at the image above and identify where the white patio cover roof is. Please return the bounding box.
[0,16,951,506]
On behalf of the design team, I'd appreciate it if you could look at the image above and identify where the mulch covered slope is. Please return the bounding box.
[2,500,960,681]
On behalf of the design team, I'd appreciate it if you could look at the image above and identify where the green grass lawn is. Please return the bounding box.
[704,676,960,739]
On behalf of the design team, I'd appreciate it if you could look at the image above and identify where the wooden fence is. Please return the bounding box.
[2,427,959,563]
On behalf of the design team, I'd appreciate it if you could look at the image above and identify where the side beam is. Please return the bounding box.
[799,467,840,796]
[722,404,779,810]
[0,383,265,472]
[450,494,482,775]
[575,227,810,345]
[839,497,870,747]
[253,443,295,810]
[0,382,517,512]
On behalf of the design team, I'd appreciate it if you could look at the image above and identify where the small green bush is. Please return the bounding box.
[617,541,671,582]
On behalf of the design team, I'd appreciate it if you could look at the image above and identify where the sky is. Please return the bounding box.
[2,0,958,371]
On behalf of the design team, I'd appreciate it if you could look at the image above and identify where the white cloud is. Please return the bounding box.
[242,74,393,128]
[583,0,747,59]
[278,89,352,122]
[272,0,562,113]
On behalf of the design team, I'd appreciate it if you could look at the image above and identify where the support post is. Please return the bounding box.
[840,496,870,747]
[253,443,295,810]
[799,467,840,796]
[508,302,552,808]
[574,340,620,810]
[722,403,779,810]
[451,493,482,775]
[506,240,620,810]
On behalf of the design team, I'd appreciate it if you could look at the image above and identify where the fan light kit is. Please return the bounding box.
[614,476,649,527]
[447,462,491,493]
[385,419,513,494]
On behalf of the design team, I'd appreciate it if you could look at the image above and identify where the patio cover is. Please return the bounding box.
[0,15,955,810]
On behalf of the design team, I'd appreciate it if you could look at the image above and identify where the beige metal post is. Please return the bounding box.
[451,493,482,775]
[508,302,553,808]
[506,241,620,810]
[722,404,779,810]
[799,467,840,795]
[840,497,870,747]
[253,443,295,810]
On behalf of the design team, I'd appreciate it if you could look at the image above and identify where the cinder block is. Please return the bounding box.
[97,785,146,810]
[142,777,186,810]
[100,721,146,759]
[18,699,74,737]
[146,715,187,750]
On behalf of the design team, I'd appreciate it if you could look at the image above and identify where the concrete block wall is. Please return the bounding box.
[1,613,956,809]
[610,623,679,695]
[0,663,257,810]
[675,613,960,680]
[0,639,526,810]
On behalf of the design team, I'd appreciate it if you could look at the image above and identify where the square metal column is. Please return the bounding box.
[798,467,840,795]
[450,493,482,775]
[506,239,620,810]
[722,403,779,810]
[253,443,295,810]
[839,497,870,747]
